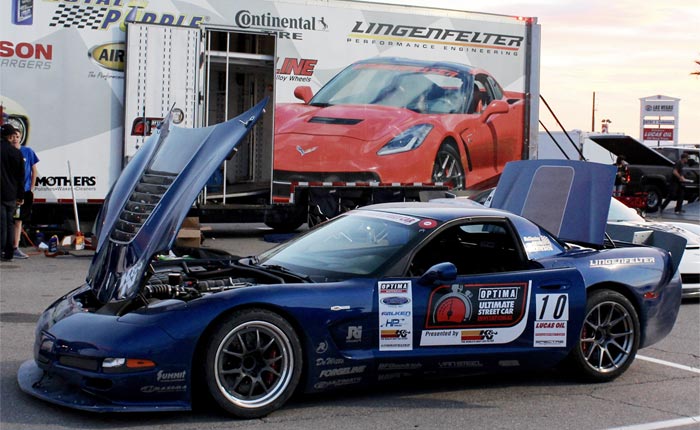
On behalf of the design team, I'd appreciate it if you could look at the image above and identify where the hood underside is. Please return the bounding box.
[491,160,616,246]
[87,98,268,303]
[588,134,674,166]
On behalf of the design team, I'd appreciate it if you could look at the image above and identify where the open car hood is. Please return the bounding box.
[87,98,268,303]
[587,134,674,166]
[491,160,615,246]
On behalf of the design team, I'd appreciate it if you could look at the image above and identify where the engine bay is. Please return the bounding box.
[76,248,306,317]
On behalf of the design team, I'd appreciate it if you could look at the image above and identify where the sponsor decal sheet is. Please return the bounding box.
[378,280,413,351]
[420,281,531,346]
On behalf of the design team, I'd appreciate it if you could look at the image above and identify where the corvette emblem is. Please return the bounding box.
[297,145,318,156]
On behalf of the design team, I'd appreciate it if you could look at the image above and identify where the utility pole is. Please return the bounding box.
[591,91,596,132]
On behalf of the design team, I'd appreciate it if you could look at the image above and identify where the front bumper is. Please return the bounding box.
[18,360,189,412]
[18,286,197,413]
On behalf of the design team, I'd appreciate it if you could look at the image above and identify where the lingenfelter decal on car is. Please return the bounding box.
[534,294,569,347]
[589,257,656,267]
[420,281,531,346]
[379,280,413,351]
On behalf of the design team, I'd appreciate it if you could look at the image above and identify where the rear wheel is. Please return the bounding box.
[432,143,465,190]
[568,290,640,382]
[204,309,303,418]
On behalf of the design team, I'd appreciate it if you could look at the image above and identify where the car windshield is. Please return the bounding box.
[608,197,645,222]
[310,63,469,114]
[257,211,429,281]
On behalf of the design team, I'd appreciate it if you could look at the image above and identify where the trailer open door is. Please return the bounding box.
[123,23,201,161]
[124,23,275,208]
[200,28,276,205]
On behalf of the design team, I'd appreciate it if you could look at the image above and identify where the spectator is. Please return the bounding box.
[1,124,25,261]
[11,129,39,259]
[613,155,630,195]
[660,152,692,215]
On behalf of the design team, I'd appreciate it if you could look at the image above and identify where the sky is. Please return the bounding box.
[368,0,700,144]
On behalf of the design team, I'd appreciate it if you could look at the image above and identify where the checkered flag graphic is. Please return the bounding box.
[49,3,108,30]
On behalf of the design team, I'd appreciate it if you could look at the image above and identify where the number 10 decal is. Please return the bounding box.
[534,294,569,348]
[537,294,569,321]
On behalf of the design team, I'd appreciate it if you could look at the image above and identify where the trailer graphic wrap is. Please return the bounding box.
[265,5,532,200]
[1,0,539,228]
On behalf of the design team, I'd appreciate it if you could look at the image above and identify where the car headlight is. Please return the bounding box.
[377,124,433,155]
[102,357,157,373]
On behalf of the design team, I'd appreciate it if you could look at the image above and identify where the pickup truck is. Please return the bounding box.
[587,136,699,212]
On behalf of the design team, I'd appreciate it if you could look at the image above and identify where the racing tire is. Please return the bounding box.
[264,219,304,233]
[204,309,303,418]
[643,184,662,213]
[432,143,465,190]
[568,289,640,382]
[264,204,307,232]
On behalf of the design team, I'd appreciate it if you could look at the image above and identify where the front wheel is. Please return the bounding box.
[568,290,640,382]
[204,309,303,418]
[431,143,465,190]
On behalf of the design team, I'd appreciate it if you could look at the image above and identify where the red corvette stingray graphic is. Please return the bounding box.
[273,57,525,199]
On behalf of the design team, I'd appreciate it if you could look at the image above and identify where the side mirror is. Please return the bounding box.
[480,100,509,123]
[294,86,314,104]
[418,262,457,285]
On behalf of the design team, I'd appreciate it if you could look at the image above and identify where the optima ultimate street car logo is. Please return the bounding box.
[48,1,204,31]
[420,281,531,346]
[427,282,527,329]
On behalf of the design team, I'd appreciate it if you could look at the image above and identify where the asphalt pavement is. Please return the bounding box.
[649,199,700,222]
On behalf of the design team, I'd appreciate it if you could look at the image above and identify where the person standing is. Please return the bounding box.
[11,129,39,259]
[613,155,630,195]
[1,124,25,261]
[660,152,692,215]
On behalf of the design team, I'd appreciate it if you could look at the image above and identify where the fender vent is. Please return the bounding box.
[110,170,177,243]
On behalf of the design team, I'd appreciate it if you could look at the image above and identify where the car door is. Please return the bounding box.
[455,74,522,186]
[375,218,586,372]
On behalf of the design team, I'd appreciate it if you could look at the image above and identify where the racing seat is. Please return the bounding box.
[468,85,484,114]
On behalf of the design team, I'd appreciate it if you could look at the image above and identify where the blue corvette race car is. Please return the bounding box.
[18,100,682,419]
